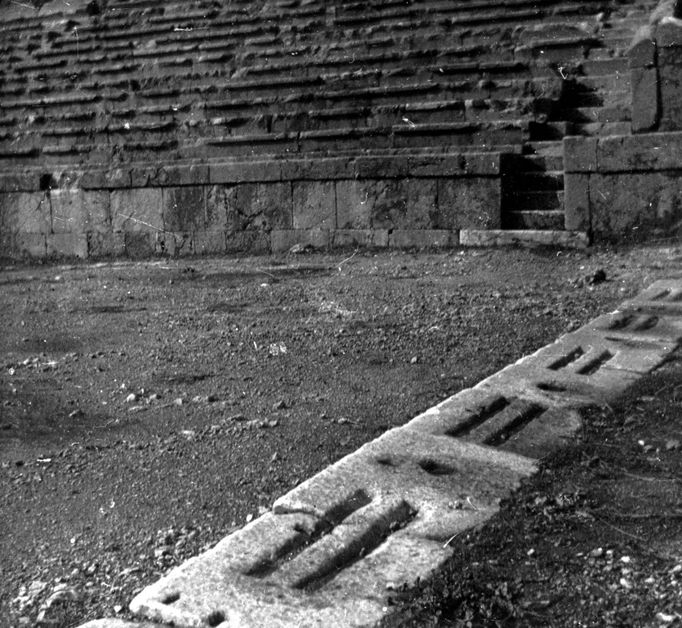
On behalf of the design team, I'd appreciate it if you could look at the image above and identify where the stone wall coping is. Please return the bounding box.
[563,131,682,174]
[0,152,502,193]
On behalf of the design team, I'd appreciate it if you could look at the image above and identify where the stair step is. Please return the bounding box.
[580,57,630,76]
[571,120,632,136]
[504,171,564,190]
[523,140,564,157]
[504,209,565,230]
[557,105,631,123]
[504,190,564,210]
[502,152,564,172]
[528,121,573,141]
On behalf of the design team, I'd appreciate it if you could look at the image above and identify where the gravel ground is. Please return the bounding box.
[1,244,681,627]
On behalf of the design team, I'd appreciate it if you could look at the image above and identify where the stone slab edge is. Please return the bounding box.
[79,279,682,628]
[460,229,589,248]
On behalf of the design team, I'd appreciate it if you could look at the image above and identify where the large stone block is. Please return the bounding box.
[132,164,209,188]
[14,233,47,258]
[155,232,193,257]
[436,178,501,229]
[282,157,355,181]
[87,231,125,258]
[124,231,155,258]
[0,171,39,192]
[50,189,110,234]
[628,33,656,68]
[208,183,292,233]
[334,180,374,229]
[631,67,660,132]
[292,181,336,230]
[331,229,389,248]
[0,192,51,235]
[162,186,206,232]
[389,229,455,248]
[339,179,437,229]
[111,188,164,232]
[563,136,597,173]
[225,230,271,254]
[589,172,682,241]
[271,229,330,252]
[659,63,682,130]
[129,428,534,627]
[460,230,589,248]
[47,232,88,258]
[596,132,682,171]
[563,174,590,231]
[194,230,227,255]
[210,161,283,184]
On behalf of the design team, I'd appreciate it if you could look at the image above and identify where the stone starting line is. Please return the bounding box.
[82,278,682,628]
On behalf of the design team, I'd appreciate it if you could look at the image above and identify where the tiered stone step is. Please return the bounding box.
[502,148,565,230]
[0,0,661,258]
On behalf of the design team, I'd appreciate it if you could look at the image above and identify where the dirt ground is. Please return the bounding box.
[0,244,681,627]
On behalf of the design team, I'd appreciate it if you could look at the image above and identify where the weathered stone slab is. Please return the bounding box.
[14,233,47,258]
[50,189,110,234]
[402,386,582,459]
[131,164,209,188]
[563,174,590,231]
[271,229,330,252]
[335,180,374,229]
[47,232,88,258]
[282,157,355,181]
[585,308,682,344]
[162,187,206,232]
[0,170,39,192]
[629,32,656,69]
[631,67,660,132]
[0,192,51,234]
[225,230,271,254]
[475,326,674,407]
[155,232,193,257]
[87,231,126,258]
[331,229,389,248]
[563,136,597,173]
[193,231,227,255]
[460,230,589,248]
[292,182,336,230]
[437,178,501,229]
[354,179,437,229]
[389,229,454,248]
[124,231,155,258]
[210,161,283,184]
[596,132,682,172]
[622,278,682,314]
[130,430,534,627]
[111,188,164,233]
[588,172,682,241]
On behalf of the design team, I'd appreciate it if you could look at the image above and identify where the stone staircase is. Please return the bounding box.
[501,3,656,232]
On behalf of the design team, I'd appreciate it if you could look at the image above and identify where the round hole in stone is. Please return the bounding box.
[536,382,566,392]
[161,591,180,604]
[375,456,395,467]
[206,610,226,626]
[419,459,454,476]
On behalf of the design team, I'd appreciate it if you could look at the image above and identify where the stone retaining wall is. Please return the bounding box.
[0,153,500,258]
